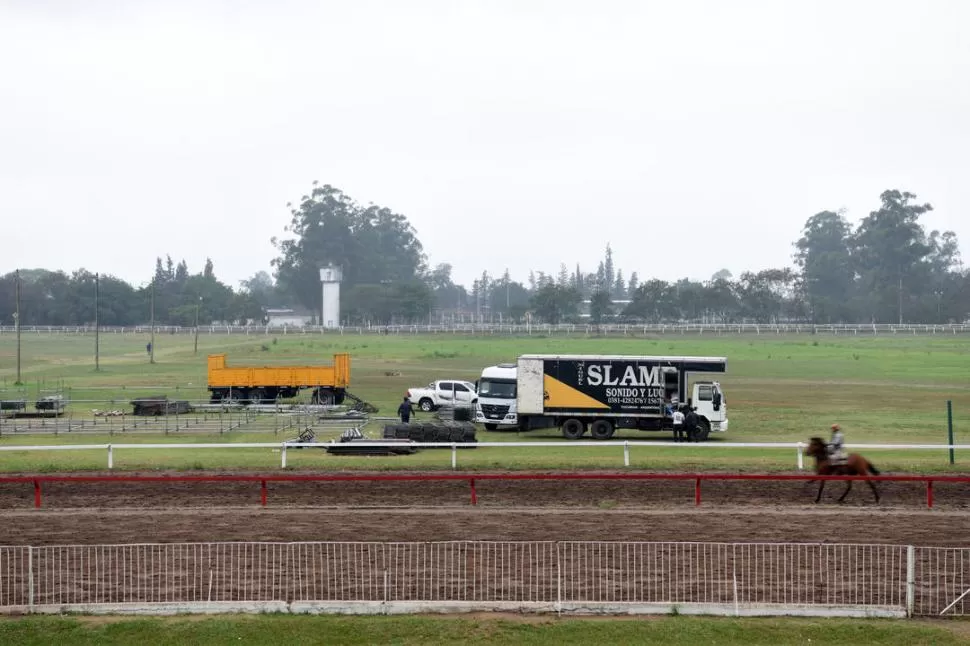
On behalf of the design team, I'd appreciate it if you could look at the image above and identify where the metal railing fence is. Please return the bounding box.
[3,540,965,617]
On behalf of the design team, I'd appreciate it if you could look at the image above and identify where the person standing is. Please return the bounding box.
[684,406,699,442]
[672,406,685,442]
[397,396,413,424]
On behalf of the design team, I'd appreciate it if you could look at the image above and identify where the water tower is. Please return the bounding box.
[319,265,342,328]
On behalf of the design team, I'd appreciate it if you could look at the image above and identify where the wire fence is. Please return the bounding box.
[2,541,966,617]
[1,323,968,337]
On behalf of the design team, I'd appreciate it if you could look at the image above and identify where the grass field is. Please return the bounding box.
[1,330,968,472]
[1,614,969,646]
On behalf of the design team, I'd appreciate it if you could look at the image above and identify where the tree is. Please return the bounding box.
[343,281,433,324]
[556,263,569,286]
[672,279,705,321]
[794,211,854,323]
[702,278,740,323]
[589,289,613,324]
[174,260,189,285]
[626,271,639,298]
[272,184,427,311]
[735,269,798,323]
[603,244,615,295]
[530,284,581,324]
[239,271,278,307]
[852,190,933,323]
[624,280,677,322]
[425,263,468,312]
[613,269,625,299]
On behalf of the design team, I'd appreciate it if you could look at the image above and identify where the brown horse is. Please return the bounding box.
[804,437,881,503]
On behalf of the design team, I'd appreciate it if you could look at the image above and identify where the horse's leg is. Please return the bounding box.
[866,476,880,503]
[815,479,825,503]
[838,479,853,503]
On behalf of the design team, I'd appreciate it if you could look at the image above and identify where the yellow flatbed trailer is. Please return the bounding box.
[207,353,356,405]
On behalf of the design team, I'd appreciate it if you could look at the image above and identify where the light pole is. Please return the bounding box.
[194,296,202,355]
[14,269,21,385]
[149,279,155,364]
[95,272,100,371]
[935,289,944,323]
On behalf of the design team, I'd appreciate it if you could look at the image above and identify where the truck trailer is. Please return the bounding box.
[207,352,355,405]
[475,354,728,440]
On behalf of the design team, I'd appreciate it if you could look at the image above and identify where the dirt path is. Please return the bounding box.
[2,506,969,546]
[1,468,968,547]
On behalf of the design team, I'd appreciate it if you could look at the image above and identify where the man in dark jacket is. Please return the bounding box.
[397,396,413,423]
[684,406,699,442]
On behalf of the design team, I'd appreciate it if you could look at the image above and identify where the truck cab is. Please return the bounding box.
[686,380,728,437]
[474,363,519,430]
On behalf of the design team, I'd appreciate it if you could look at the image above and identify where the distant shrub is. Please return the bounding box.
[421,350,460,359]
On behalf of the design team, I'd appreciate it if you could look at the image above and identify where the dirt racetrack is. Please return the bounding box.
[1,470,969,547]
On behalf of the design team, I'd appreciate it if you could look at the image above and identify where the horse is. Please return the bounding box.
[804,437,881,503]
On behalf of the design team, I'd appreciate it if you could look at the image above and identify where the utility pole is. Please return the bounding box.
[149,279,156,364]
[95,272,100,371]
[194,296,202,355]
[14,269,22,385]
[898,274,903,326]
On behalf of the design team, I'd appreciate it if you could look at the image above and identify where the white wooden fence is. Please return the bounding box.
[1,540,966,617]
[1,440,968,470]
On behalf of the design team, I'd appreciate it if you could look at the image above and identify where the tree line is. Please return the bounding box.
[1,185,967,326]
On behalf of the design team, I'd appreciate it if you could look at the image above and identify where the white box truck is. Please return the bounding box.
[476,354,728,440]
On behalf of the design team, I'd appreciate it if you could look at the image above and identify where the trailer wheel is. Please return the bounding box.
[561,418,586,440]
[590,419,615,440]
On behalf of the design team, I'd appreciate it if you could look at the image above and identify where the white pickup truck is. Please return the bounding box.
[406,380,478,412]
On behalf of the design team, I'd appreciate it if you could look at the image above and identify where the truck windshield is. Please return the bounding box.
[478,379,516,399]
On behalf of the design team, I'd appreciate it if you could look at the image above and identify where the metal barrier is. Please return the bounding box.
[3,540,965,617]
[3,471,970,510]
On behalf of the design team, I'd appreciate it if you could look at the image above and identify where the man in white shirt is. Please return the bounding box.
[672,407,685,442]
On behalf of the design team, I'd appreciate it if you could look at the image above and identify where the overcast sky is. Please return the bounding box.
[2,0,968,291]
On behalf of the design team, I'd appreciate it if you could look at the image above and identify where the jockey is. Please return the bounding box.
[828,424,847,465]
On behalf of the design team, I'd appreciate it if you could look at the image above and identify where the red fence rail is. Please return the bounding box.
[3,472,970,509]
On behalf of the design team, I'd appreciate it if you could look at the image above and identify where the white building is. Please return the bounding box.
[320,265,342,329]
[265,308,314,328]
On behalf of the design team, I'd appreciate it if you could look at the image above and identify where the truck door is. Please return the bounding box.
[438,381,455,402]
[693,382,723,421]
[453,382,474,404]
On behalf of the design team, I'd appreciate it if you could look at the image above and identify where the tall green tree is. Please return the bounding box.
[272,183,427,311]
[852,190,933,323]
[794,211,855,323]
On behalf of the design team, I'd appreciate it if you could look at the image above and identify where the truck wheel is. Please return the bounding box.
[419,398,435,412]
[695,419,711,442]
[561,418,585,440]
[590,419,615,440]
[484,423,498,431]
